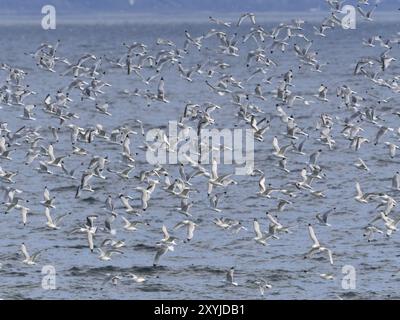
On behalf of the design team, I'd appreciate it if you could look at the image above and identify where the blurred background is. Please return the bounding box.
[1,0,400,15]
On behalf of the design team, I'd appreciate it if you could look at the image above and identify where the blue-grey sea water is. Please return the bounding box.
[0,12,400,300]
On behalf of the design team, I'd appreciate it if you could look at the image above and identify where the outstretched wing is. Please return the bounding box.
[327,249,334,265]
[272,137,280,153]
[259,175,266,193]
[211,158,218,180]
[162,225,169,239]
[355,182,363,198]
[21,243,30,260]
[45,207,53,224]
[253,219,263,238]
[187,222,195,240]
[44,187,50,201]
[308,225,320,247]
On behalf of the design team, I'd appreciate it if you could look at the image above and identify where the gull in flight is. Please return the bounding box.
[357,4,378,21]
[354,158,369,172]
[272,136,292,159]
[209,16,231,27]
[253,218,271,246]
[45,144,66,168]
[95,102,111,116]
[70,215,98,252]
[173,220,197,242]
[354,182,376,203]
[305,224,334,265]
[36,161,53,175]
[119,194,139,215]
[291,168,313,190]
[380,213,400,237]
[20,243,41,265]
[176,199,193,217]
[40,186,55,208]
[45,207,69,230]
[153,242,175,267]
[316,207,336,226]
[314,84,329,102]
[160,225,178,245]
[385,142,399,158]
[97,247,124,261]
[374,126,393,145]
[257,175,285,198]
[255,279,272,296]
[20,206,30,226]
[363,225,384,242]
[121,216,148,231]
[207,158,235,195]
[101,238,126,249]
[266,213,292,234]
[237,13,256,26]
[107,166,134,180]
[291,139,307,155]
[209,192,225,212]
[135,180,158,211]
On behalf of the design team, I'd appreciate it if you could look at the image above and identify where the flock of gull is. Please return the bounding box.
[0,0,400,298]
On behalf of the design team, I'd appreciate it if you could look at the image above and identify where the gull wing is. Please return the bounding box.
[87,231,94,251]
[322,208,333,222]
[162,225,170,240]
[141,190,150,203]
[368,5,377,17]
[259,175,266,193]
[173,221,185,230]
[120,196,132,210]
[31,251,41,262]
[266,214,281,227]
[237,14,246,26]
[357,5,367,17]
[45,207,54,224]
[121,216,131,225]
[327,249,334,265]
[279,144,292,155]
[308,225,320,247]
[121,167,133,176]
[108,249,124,256]
[44,187,50,201]
[211,158,218,180]
[21,243,30,260]
[272,136,280,153]
[300,168,308,181]
[187,223,195,240]
[249,14,256,25]
[355,182,363,198]
[253,219,263,238]
[55,213,69,225]
[48,144,55,161]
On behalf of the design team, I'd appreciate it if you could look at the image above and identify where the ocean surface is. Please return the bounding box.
[0,12,400,300]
